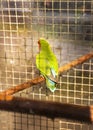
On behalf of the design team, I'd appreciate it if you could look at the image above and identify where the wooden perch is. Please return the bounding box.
[58,52,93,73]
[0,94,93,123]
[0,52,93,96]
[0,76,44,96]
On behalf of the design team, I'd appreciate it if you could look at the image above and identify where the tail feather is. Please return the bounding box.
[46,78,56,92]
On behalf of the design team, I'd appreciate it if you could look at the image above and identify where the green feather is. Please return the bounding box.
[36,38,58,92]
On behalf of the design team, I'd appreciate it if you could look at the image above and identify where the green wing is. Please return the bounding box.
[36,51,58,77]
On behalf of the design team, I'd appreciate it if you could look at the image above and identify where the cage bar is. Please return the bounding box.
[0,0,93,130]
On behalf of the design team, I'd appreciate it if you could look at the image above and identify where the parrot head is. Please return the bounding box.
[38,38,49,50]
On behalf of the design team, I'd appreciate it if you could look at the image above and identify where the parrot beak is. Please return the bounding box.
[38,40,41,50]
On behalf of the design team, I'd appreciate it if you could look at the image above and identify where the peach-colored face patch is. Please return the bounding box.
[38,40,41,50]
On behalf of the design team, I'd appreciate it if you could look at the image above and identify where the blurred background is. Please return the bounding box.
[0,0,93,130]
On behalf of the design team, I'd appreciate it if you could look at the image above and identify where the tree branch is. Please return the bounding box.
[0,52,93,96]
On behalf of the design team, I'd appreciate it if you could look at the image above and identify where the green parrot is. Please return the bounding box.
[36,38,58,92]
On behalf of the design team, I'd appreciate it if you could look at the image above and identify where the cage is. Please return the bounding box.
[0,0,93,130]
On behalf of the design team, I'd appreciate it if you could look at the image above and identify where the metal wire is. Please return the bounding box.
[0,0,93,130]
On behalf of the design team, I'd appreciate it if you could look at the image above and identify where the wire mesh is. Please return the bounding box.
[0,0,93,130]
